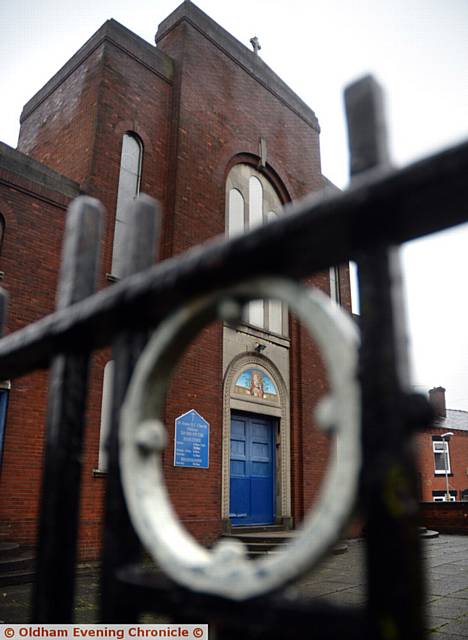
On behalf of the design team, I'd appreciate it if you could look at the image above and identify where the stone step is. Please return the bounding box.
[223,530,349,556]
[0,550,35,574]
[0,568,35,587]
[0,543,36,586]
[224,539,291,550]
[228,525,285,534]
[241,541,289,553]
[0,542,20,558]
[247,550,283,559]
[245,542,348,555]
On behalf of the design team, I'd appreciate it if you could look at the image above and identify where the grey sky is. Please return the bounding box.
[1,0,468,409]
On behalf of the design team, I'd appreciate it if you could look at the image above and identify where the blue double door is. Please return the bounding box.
[230,412,276,526]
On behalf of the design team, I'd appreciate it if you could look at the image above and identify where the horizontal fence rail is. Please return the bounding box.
[0,136,466,379]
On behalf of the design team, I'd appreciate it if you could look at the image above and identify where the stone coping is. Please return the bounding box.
[0,142,80,198]
[21,19,174,123]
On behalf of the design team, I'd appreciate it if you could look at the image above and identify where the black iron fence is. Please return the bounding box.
[1,76,468,637]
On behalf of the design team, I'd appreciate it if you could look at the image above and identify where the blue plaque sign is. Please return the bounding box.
[174,409,209,469]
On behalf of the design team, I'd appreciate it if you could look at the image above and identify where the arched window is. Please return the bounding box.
[111,133,143,278]
[226,164,287,336]
[98,360,114,471]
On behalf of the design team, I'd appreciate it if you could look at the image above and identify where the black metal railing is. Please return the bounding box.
[1,76,467,637]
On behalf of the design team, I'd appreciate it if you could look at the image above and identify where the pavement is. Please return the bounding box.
[1,535,468,636]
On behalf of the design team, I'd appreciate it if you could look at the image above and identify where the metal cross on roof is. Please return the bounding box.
[250,36,261,55]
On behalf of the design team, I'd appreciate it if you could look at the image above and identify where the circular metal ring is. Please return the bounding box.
[120,277,360,600]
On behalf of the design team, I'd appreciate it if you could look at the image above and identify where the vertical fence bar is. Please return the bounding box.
[345,76,425,639]
[32,196,103,622]
[101,195,161,622]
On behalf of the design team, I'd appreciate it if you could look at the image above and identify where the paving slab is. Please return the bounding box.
[437,618,468,637]
[426,616,452,632]
[429,633,468,640]
[429,597,468,620]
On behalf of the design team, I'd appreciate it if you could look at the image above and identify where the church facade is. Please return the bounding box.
[0,2,351,558]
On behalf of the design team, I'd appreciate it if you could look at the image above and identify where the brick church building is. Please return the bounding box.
[0,2,352,559]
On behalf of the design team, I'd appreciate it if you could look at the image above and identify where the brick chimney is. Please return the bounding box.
[429,386,446,418]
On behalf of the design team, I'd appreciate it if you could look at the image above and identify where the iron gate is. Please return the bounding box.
[1,76,468,638]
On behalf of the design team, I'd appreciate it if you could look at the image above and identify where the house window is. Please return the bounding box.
[433,438,451,475]
[226,164,287,336]
[111,133,143,278]
[432,491,456,502]
[98,361,114,471]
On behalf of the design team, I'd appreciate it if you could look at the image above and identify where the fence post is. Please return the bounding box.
[346,76,425,639]
[32,196,103,622]
[100,194,161,622]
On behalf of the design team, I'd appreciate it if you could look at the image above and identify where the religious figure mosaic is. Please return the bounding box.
[234,368,278,401]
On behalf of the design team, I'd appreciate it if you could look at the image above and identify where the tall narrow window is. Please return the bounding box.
[98,361,114,471]
[265,211,283,334]
[228,189,245,236]
[329,266,341,304]
[249,177,263,229]
[226,164,287,336]
[433,439,450,475]
[111,133,143,278]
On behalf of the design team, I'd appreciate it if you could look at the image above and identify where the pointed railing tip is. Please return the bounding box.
[66,195,106,230]
[344,74,391,176]
[56,195,104,310]
[120,194,162,278]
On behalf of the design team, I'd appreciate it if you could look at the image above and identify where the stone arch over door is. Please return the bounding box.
[222,352,291,527]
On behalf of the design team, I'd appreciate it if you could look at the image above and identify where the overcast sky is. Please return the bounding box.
[1,0,468,410]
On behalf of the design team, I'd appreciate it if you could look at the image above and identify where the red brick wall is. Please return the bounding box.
[11,31,174,557]
[158,22,324,257]
[84,42,172,279]
[163,325,224,544]
[17,47,103,187]
[17,37,173,281]
[420,502,468,534]
[75,39,173,556]
[0,171,70,545]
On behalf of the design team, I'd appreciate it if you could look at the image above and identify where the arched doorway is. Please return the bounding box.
[222,354,291,529]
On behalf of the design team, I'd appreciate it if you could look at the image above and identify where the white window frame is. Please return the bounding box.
[433,439,451,475]
[432,493,456,502]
